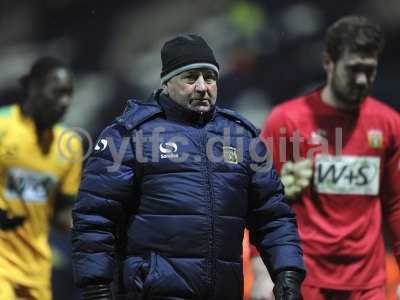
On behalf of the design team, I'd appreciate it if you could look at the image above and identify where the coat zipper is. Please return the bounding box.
[200,127,216,299]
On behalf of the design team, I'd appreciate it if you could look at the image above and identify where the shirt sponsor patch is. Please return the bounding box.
[314,154,380,195]
[5,168,58,202]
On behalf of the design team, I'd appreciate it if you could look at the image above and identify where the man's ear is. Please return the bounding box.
[161,82,168,94]
[322,52,333,73]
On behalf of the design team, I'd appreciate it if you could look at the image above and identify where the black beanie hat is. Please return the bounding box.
[160,34,219,84]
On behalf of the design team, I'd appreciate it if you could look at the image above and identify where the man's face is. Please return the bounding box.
[327,49,378,108]
[164,68,217,113]
[30,68,74,127]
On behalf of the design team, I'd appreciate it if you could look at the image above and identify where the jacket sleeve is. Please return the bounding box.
[246,137,305,276]
[71,123,136,288]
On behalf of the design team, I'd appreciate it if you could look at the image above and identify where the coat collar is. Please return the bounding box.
[157,92,215,127]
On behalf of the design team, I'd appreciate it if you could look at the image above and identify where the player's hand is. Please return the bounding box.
[396,284,400,300]
[250,256,275,300]
[281,159,312,199]
[273,270,304,300]
[251,278,275,300]
[82,284,112,300]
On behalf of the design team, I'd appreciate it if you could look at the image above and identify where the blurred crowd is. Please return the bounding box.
[1,1,400,133]
[0,1,400,299]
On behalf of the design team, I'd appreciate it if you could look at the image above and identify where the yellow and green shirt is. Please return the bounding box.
[0,104,82,286]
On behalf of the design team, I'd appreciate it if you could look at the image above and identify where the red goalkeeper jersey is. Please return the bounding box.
[261,89,400,290]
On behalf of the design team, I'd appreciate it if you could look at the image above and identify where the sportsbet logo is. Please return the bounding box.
[159,142,179,159]
[314,154,380,195]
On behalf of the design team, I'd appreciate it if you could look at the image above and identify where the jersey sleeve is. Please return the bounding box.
[381,113,400,267]
[261,107,294,173]
[59,130,83,196]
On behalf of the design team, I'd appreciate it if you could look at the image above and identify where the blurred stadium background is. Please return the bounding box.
[0,1,399,299]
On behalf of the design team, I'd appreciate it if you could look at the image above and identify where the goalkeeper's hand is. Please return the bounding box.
[280,159,313,199]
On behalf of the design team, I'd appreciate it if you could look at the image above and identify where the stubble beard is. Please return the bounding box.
[331,73,369,110]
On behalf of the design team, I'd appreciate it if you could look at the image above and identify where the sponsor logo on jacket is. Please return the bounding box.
[159,142,179,159]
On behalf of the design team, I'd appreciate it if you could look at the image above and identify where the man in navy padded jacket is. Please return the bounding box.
[71,34,305,300]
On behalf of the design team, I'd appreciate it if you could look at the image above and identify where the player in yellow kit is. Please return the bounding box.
[0,57,82,300]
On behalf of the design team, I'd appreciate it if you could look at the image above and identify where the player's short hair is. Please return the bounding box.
[19,56,69,90]
[325,16,385,62]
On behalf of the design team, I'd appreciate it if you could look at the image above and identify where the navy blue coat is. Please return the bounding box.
[72,92,304,299]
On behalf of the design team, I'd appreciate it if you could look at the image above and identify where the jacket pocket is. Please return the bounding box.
[122,255,149,297]
[144,251,196,299]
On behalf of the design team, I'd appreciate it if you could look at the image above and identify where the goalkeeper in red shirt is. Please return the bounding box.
[260,16,400,300]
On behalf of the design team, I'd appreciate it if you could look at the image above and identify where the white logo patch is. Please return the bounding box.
[94,139,108,151]
[314,154,380,195]
[159,142,179,159]
[5,168,58,202]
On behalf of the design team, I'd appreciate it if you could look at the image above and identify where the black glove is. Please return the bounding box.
[273,270,305,300]
[0,209,26,230]
[82,284,112,300]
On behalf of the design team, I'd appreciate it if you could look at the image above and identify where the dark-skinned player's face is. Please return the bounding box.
[30,68,73,127]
